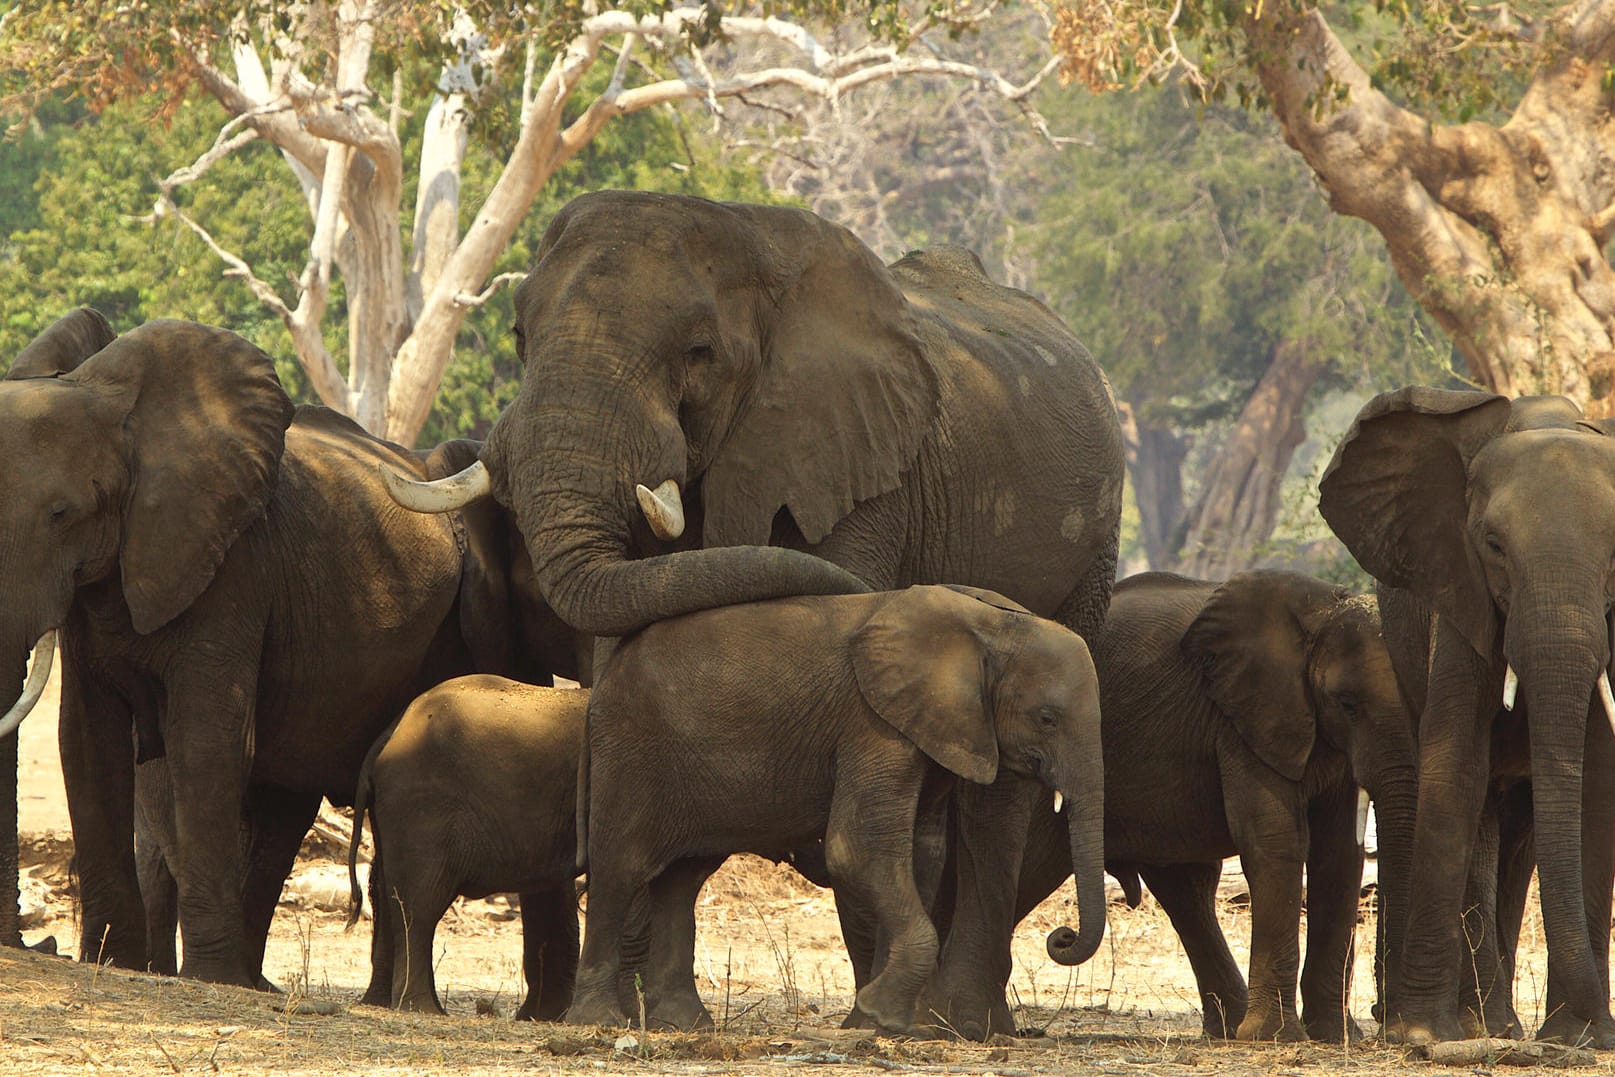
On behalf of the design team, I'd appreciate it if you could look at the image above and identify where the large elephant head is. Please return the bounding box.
[1319,386,1615,1024]
[0,309,294,729]
[387,191,938,635]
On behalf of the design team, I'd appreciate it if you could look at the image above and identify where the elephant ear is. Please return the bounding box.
[423,438,519,675]
[1181,571,1348,781]
[941,584,1033,615]
[701,206,941,547]
[6,308,116,379]
[68,320,294,634]
[1318,386,1510,657]
[852,586,999,785]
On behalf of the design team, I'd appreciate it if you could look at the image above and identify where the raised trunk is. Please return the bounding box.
[1175,341,1326,577]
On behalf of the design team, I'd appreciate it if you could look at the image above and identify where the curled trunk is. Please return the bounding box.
[1044,747,1106,966]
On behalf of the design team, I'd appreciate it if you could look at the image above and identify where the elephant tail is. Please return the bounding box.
[347,731,387,931]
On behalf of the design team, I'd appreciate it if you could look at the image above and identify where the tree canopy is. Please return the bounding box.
[0,0,1061,444]
[1052,0,1615,416]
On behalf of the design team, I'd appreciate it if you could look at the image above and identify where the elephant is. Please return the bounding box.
[566,585,1107,1035]
[386,190,1126,1038]
[1319,387,1615,1047]
[347,676,584,1019]
[0,309,580,986]
[1014,571,1412,1042]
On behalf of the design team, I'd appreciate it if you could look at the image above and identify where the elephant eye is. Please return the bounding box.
[48,501,69,524]
[1035,706,1060,730]
[687,343,715,364]
[1485,533,1505,557]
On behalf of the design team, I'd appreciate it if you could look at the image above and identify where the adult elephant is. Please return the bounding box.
[0,309,576,986]
[1319,387,1615,1047]
[387,190,1126,1038]
[1013,571,1413,1042]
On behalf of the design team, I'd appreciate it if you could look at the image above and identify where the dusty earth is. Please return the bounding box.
[0,655,1597,1075]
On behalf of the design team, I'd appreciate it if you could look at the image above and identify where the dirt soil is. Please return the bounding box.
[1,658,1596,1075]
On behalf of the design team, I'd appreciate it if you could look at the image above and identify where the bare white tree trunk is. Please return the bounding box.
[156,3,1061,445]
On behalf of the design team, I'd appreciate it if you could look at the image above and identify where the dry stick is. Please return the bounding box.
[149,1033,181,1073]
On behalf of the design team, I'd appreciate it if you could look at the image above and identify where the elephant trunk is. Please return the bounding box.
[1045,676,1106,967]
[484,393,871,638]
[1511,608,1607,1021]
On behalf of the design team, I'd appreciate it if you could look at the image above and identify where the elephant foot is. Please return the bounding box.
[1235,1010,1308,1043]
[1460,1001,1521,1040]
[515,994,572,1022]
[178,958,256,988]
[564,995,629,1028]
[914,982,1016,1042]
[1200,993,1245,1039]
[1304,1013,1363,1044]
[646,996,714,1032]
[841,1007,877,1030]
[855,982,921,1037]
[26,935,57,957]
[1381,1011,1466,1047]
[396,993,447,1016]
[1536,1008,1615,1049]
[357,983,393,1009]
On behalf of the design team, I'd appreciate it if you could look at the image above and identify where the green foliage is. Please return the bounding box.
[1026,82,1447,431]
[0,78,781,443]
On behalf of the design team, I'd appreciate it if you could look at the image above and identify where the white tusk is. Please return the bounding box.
[1503,665,1519,711]
[1053,790,1064,813]
[380,460,490,514]
[1355,788,1370,850]
[1600,671,1615,739]
[635,479,685,541]
[0,631,57,739]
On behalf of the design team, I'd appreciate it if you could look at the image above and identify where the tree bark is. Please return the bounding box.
[1116,400,1188,570]
[1173,341,1326,578]
[1245,2,1615,416]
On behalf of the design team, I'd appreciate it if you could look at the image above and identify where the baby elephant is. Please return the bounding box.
[567,584,1106,1035]
[348,676,584,1019]
[1017,570,1408,1042]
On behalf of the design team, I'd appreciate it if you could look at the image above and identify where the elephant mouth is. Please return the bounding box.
[1499,661,1615,735]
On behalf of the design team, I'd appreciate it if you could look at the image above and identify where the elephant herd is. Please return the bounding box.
[0,189,1613,1049]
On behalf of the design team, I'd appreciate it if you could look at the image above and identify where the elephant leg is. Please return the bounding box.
[1491,786,1532,1038]
[1391,632,1494,1045]
[922,772,1040,1041]
[163,669,257,986]
[1139,863,1246,1039]
[644,855,724,1031]
[828,779,936,1037]
[1228,778,1308,1042]
[1456,791,1509,1038]
[133,763,179,976]
[568,852,645,1027]
[1299,784,1365,1043]
[59,663,145,969]
[379,844,454,1015]
[239,789,321,989]
[514,883,580,1022]
[359,854,395,1008]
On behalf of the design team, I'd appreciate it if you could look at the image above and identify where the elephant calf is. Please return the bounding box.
[1017,571,1411,1042]
[568,584,1106,1036]
[348,676,584,1019]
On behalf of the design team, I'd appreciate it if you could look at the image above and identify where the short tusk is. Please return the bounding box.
[1355,788,1370,850]
[1600,671,1615,739]
[635,479,685,541]
[0,631,57,739]
[380,460,490,514]
[1053,790,1064,813]
[1503,665,1518,711]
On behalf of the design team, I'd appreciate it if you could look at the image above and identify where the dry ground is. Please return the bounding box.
[1,659,1603,1075]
